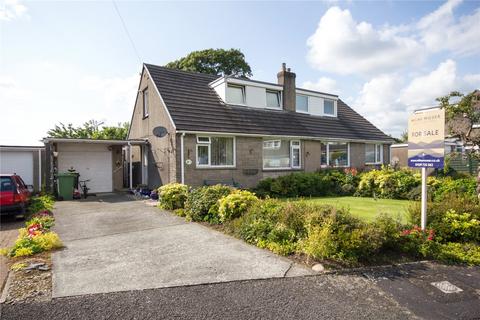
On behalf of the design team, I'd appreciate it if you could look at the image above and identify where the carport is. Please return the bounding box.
[43,138,148,194]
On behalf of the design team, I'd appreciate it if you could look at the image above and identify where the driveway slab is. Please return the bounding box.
[52,194,312,297]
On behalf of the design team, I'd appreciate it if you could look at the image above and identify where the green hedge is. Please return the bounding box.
[184,185,234,223]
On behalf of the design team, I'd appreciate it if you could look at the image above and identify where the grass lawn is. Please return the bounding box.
[296,196,412,223]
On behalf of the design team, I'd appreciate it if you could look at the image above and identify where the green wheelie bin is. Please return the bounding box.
[57,173,76,200]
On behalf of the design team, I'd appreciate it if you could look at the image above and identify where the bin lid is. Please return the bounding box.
[57,172,77,177]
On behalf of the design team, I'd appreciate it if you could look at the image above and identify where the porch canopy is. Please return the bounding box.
[43,138,148,192]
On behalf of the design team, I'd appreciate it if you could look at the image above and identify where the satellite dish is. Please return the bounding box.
[152,126,168,138]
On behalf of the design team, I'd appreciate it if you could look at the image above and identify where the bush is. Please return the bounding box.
[407,194,480,242]
[434,210,480,243]
[158,183,189,210]
[356,166,421,199]
[28,195,55,214]
[185,185,234,223]
[433,242,480,265]
[300,207,386,264]
[432,177,476,201]
[217,190,258,222]
[254,169,359,198]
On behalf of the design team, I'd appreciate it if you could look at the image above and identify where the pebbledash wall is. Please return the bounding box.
[176,133,390,188]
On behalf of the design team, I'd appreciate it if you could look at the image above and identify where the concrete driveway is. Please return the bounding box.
[52,194,312,297]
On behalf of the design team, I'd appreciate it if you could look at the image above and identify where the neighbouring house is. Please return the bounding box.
[128,63,395,189]
[391,90,480,174]
[0,145,45,192]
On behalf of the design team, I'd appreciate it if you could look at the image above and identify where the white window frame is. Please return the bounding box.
[226,84,246,105]
[323,142,350,167]
[263,140,281,149]
[196,135,236,168]
[262,139,301,170]
[291,140,301,169]
[365,143,383,165]
[265,90,282,109]
[143,88,149,118]
[296,94,309,113]
[323,99,337,117]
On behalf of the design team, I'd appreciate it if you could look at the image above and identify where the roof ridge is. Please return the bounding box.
[144,63,220,79]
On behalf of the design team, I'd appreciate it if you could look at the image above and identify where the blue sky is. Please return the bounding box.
[1,0,479,145]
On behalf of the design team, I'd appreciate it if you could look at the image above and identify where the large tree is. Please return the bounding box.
[47,120,130,140]
[165,48,252,77]
[438,90,480,194]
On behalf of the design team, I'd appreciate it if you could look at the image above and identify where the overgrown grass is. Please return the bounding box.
[291,196,411,223]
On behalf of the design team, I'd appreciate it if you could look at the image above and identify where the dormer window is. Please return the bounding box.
[266,90,281,109]
[324,99,335,116]
[296,95,308,112]
[227,84,245,104]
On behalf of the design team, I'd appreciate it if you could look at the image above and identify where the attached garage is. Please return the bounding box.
[43,138,148,195]
[57,143,114,193]
[0,146,45,191]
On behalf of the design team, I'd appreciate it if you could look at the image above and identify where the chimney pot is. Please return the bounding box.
[281,63,286,71]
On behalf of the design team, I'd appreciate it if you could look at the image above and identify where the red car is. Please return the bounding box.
[0,174,32,215]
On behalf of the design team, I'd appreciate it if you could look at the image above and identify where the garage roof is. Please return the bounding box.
[42,138,148,145]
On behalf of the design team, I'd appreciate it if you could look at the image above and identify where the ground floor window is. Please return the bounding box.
[196,136,235,167]
[365,143,383,164]
[321,142,349,167]
[263,139,301,169]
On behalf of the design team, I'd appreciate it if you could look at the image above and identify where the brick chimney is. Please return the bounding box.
[277,63,296,112]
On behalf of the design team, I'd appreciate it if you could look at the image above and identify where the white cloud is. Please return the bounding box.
[306,1,480,77]
[306,6,423,75]
[0,62,139,145]
[417,0,480,56]
[302,77,339,94]
[0,0,27,21]
[354,60,480,138]
[400,59,458,107]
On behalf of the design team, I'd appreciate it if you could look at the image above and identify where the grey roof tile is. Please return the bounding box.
[145,64,394,142]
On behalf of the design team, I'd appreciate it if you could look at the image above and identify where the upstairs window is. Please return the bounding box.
[263,139,301,169]
[296,95,308,112]
[266,90,281,108]
[365,144,383,164]
[227,85,245,104]
[196,136,235,167]
[143,88,149,118]
[324,99,335,116]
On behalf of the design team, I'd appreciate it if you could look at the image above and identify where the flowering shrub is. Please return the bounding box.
[0,213,62,258]
[158,183,189,210]
[434,210,480,243]
[217,190,258,222]
[398,226,435,257]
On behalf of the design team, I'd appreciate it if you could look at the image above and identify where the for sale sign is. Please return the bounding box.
[408,108,445,168]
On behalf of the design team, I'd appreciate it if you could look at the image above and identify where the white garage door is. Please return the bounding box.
[0,151,34,185]
[58,151,112,193]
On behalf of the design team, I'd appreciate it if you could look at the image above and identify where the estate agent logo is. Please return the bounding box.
[408,108,445,168]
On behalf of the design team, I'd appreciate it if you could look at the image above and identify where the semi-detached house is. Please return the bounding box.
[128,63,394,189]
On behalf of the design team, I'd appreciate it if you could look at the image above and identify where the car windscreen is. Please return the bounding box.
[0,177,14,192]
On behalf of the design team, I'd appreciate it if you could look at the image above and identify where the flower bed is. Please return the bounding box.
[157,182,479,267]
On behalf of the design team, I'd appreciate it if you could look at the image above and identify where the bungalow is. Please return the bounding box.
[128,63,394,188]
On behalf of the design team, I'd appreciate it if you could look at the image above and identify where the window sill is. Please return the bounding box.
[195,166,236,170]
[262,168,303,171]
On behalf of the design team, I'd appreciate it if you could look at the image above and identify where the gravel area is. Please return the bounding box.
[2,253,52,305]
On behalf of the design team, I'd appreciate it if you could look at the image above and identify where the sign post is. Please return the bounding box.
[408,108,445,230]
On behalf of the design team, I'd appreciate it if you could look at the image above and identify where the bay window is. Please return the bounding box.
[263,139,301,169]
[321,142,349,167]
[365,143,383,164]
[196,136,235,167]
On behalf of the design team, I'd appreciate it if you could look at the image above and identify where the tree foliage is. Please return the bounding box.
[165,48,252,77]
[438,90,480,151]
[47,120,129,140]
